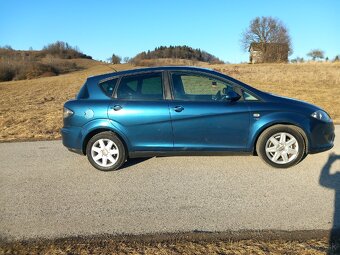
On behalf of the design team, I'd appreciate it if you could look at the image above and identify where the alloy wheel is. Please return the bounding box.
[265,132,299,164]
[91,138,119,167]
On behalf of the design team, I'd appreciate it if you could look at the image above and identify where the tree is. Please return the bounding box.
[110,54,121,64]
[42,41,92,59]
[123,57,130,63]
[130,45,223,65]
[333,55,339,62]
[307,49,324,61]
[241,16,292,54]
[1,45,13,50]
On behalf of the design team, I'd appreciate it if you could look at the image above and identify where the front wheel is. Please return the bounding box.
[256,125,306,168]
[86,131,126,171]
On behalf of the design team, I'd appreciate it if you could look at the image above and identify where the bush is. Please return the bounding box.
[42,41,92,59]
[0,42,87,82]
[0,64,15,81]
[0,60,80,82]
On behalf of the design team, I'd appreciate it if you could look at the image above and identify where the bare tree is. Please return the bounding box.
[307,49,324,61]
[241,16,292,54]
[110,54,121,64]
[123,57,130,63]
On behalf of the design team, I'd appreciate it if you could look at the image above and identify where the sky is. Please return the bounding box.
[1,0,339,63]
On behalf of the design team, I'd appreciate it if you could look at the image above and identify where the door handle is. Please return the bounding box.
[112,105,122,111]
[173,106,184,112]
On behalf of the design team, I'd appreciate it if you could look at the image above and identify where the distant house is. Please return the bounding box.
[249,43,289,64]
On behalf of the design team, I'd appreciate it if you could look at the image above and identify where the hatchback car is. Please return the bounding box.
[62,66,334,171]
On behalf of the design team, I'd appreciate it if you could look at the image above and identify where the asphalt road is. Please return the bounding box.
[1,126,339,241]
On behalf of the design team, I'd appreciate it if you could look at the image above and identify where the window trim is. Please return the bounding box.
[113,71,166,101]
[169,70,264,103]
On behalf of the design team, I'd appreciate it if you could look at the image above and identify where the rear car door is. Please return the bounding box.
[107,71,173,151]
[168,71,250,150]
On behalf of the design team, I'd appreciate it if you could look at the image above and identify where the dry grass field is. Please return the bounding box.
[0,60,339,142]
[1,237,338,255]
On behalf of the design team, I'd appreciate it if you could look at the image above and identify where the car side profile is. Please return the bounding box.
[61,66,335,171]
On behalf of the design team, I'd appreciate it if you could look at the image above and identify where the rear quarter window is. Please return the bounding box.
[99,78,118,97]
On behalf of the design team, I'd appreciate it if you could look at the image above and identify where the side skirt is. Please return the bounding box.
[129,151,253,158]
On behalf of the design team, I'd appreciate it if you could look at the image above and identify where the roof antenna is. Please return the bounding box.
[101,62,118,72]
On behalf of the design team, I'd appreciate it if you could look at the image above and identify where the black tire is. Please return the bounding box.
[86,131,126,171]
[256,125,306,168]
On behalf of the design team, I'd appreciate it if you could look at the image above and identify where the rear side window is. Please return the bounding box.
[117,73,163,100]
[99,78,118,97]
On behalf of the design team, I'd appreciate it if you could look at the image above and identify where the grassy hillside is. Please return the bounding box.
[0,61,339,142]
[0,42,92,82]
[0,59,129,141]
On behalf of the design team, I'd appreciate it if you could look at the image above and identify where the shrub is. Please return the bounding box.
[0,64,15,81]
[0,60,80,82]
[0,42,87,82]
[42,41,92,59]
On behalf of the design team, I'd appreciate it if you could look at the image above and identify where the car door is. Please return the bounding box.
[168,71,250,151]
[107,71,173,151]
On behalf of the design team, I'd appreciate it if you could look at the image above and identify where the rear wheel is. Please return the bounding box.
[256,125,306,168]
[86,131,126,171]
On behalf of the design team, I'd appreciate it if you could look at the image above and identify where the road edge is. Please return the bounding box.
[1,229,340,244]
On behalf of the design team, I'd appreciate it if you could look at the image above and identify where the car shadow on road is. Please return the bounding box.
[120,157,152,170]
[319,153,340,254]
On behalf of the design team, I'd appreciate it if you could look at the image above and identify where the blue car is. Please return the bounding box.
[62,66,335,171]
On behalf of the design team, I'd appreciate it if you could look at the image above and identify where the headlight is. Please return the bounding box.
[311,110,331,122]
[63,107,74,118]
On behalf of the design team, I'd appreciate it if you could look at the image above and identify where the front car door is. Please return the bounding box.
[107,71,173,151]
[168,71,250,151]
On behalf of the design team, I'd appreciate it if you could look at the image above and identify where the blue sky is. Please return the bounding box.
[1,0,339,63]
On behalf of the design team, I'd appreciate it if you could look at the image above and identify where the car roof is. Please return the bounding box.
[87,66,214,83]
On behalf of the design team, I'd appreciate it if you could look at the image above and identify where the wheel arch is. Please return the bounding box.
[252,122,309,155]
[82,128,129,155]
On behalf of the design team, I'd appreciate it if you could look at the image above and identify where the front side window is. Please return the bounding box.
[243,91,259,101]
[117,73,163,100]
[171,72,236,101]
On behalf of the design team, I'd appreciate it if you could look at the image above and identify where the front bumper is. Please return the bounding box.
[308,119,335,154]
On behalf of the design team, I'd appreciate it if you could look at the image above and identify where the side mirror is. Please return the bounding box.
[222,90,241,102]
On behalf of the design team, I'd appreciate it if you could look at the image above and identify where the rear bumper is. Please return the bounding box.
[61,126,84,154]
[308,120,335,154]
